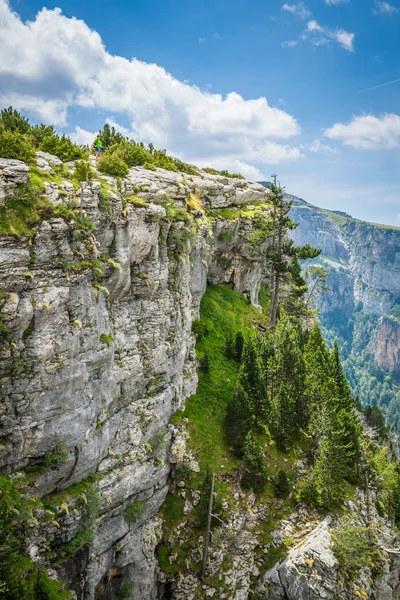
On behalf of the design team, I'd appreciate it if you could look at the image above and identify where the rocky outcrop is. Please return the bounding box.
[259,491,400,600]
[0,157,272,600]
[0,157,29,201]
[373,315,400,375]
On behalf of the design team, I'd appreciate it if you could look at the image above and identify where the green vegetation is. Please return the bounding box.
[44,443,69,469]
[0,106,83,162]
[331,520,375,570]
[0,182,53,238]
[125,500,146,524]
[100,333,114,345]
[0,474,73,600]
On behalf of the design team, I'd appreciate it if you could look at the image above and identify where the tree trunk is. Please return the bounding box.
[201,473,215,582]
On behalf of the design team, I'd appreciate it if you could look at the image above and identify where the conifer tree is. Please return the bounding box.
[235,331,245,360]
[237,336,268,424]
[270,384,297,451]
[225,384,254,456]
[331,341,354,412]
[242,432,268,493]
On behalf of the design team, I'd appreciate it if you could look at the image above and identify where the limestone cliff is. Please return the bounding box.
[288,195,400,426]
[0,155,271,599]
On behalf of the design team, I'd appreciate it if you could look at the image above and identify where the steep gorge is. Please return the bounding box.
[1,155,400,600]
[289,195,400,427]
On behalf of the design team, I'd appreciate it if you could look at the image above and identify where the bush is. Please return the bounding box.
[331,520,374,570]
[242,432,268,493]
[0,127,35,163]
[274,469,291,498]
[39,134,83,161]
[98,152,129,177]
[73,160,94,183]
[0,106,30,134]
[125,500,146,524]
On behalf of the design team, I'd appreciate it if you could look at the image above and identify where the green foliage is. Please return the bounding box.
[100,333,114,345]
[242,431,268,493]
[192,319,209,340]
[73,160,94,183]
[220,169,245,179]
[331,520,374,570]
[118,581,135,600]
[0,126,35,162]
[199,351,210,373]
[39,134,83,161]
[365,405,387,437]
[274,469,291,498]
[98,190,113,214]
[125,500,146,524]
[0,106,31,134]
[202,167,218,175]
[225,383,254,456]
[237,336,268,424]
[98,151,129,177]
[0,474,72,600]
[44,443,69,469]
[0,182,53,238]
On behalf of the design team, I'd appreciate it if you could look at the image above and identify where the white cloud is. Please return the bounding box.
[372,1,398,14]
[282,2,311,19]
[69,126,96,146]
[324,113,400,149]
[305,139,338,153]
[0,0,302,171]
[305,19,355,51]
[325,0,350,4]
[281,40,299,47]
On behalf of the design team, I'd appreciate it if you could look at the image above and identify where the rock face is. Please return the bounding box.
[0,160,271,600]
[0,157,29,201]
[288,195,400,421]
[373,315,400,375]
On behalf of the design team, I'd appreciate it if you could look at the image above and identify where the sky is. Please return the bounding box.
[0,0,400,225]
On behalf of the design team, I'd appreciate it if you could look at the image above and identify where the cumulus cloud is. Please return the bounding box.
[305,139,338,153]
[324,114,400,149]
[372,1,398,14]
[0,0,302,172]
[304,19,355,51]
[282,2,311,19]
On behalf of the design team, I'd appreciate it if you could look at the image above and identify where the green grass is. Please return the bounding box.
[183,285,268,472]
[158,285,315,592]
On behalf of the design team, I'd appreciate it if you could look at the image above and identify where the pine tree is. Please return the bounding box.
[237,336,268,424]
[270,384,297,451]
[225,384,254,456]
[274,469,291,498]
[331,341,354,412]
[242,432,268,493]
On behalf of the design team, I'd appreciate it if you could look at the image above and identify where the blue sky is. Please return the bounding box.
[1,0,400,225]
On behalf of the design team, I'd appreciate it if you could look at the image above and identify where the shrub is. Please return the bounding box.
[0,107,31,134]
[98,152,129,177]
[98,190,113,214]
[39,134,83,161]
[331,520,374,570]
[119,581,135,600]
[0,127,35,163]
[73,160,94,183]
[274,469,291,498]
[125,500,146,524]
[202,167,218,175]
[44,443,69,469]
[241,431,267,493]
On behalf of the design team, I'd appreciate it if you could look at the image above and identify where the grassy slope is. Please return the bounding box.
[160,285,301,583]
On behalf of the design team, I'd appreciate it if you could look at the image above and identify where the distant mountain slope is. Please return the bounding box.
[287,193,400,428]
